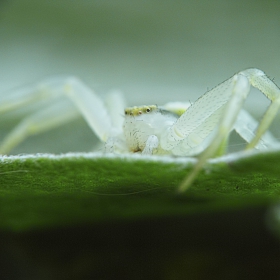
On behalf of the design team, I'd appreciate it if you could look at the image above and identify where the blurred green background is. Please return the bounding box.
[0,0,280,154]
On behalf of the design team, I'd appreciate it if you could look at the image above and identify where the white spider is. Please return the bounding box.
[0,68,280,192]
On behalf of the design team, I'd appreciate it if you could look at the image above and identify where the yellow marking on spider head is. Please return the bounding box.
[124,105,158,116]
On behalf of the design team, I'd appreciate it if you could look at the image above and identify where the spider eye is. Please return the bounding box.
[146,108,151,113]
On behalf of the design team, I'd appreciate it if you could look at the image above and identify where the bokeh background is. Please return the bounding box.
[0,0,280,154]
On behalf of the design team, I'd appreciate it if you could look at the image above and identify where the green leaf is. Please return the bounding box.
[1,148,280,232]
[1,149,280,279]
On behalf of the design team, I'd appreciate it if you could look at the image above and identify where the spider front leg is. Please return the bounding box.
[176,68,280,193]
[240,69,280,149]
[177,74,251,192]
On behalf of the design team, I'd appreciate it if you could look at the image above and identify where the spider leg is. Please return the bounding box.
[0,77,119,154]
[0,79,79,153]
[0,82,56,114]
[62,77,118,141]
[178,74,250,193]
[98,90,127,154]
[104,90,126,132]
[161,73,244,153]
[104,136,128,153]
[173,68,280,193]
[0,100,79,154]
[239,68,280,149]
[234,109,279,150]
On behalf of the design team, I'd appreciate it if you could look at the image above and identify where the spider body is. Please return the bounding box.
[117,105,182,154]
[0,68,280,191]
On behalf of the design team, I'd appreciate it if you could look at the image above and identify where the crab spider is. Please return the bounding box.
[0,68,279,192]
